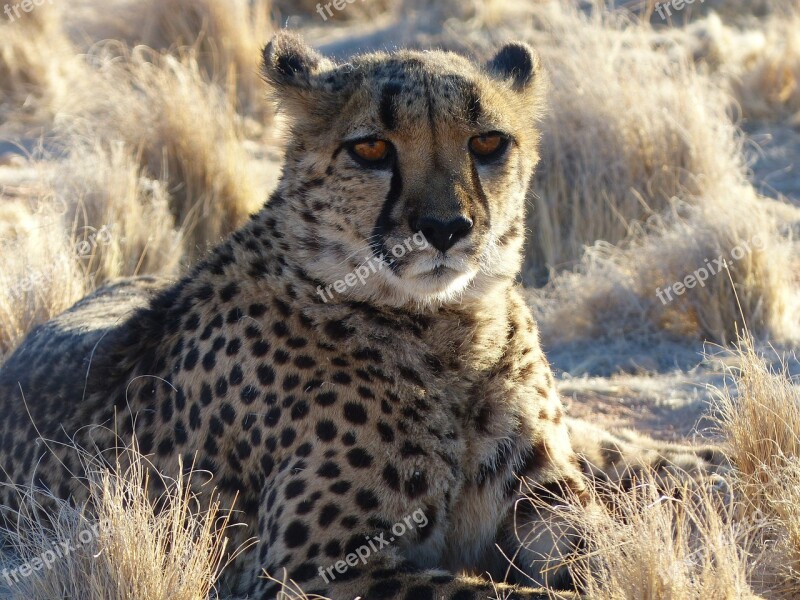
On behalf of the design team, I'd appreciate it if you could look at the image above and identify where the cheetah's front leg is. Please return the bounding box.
[243,464,577,600]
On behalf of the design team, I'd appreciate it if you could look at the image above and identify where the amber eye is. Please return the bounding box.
[351,140,390,162]
[469,133,508,159]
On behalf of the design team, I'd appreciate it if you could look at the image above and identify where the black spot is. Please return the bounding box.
[316,420,337,442]
[157,438,174,456]
[220,403,236,424]
[319,504,341,528]
[382,464,401,490]
[229,365,244,386]
[367,579,402,599]
[189,404,202,430]
[261,454,275,477]
[377,422,395,443]
[405,586,435,600]
[294,355,316,369]
[240,385,258,405]
[346,448,373,469]
[324,320,355,341]
[252,340,271,357]
[317,461,341,478]
[219,282,240,302]
[215,377,229,398]
[405,471,428,499]
[316,391,337,407]
[283,374,301,392]
[257,364,276,385]
[264,407,282,427]
[355,489,380,511]
[285,480,306,499]
[281,428,297,447]
[284,521,309,548]
[330,481,351,495]
[183,348,199,371]
[343,403,368,425]
[248,303,267,318]
[324,540,342,558]
[289,562,318,583]
[209,416,225,438]
[333,371,352,385]
[200,384,213,406]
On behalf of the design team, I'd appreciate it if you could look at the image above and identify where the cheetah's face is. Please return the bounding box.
[263,34,546,307]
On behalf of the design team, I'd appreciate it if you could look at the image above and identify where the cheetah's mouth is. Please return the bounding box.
[403,253,477,284]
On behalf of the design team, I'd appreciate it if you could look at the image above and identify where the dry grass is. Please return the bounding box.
[713,337,800,598]
[59,44,262,260]
[529,190,800,351]
[729,9,800,124]
[512,336,800,600]
[0,2,79,131]
[521,474,758,600]
[67,0,274,121]
[521,5,748,282]
[0,445,236,600]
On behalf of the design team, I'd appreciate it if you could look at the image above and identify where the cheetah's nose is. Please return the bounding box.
[410,215,473,254]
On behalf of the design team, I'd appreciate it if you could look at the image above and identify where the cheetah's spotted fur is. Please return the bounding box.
[0,33,724,599]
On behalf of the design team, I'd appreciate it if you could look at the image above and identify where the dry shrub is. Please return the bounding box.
[60,44,262,259]
[0,197,87,360]
[729,9,800,123]
[0,2,80,129]
[0,143,184,358]
[529,190,800,361]
[68,0,274,120]
[521,4,747,282]
[714,337,800,598]
[518,473,758,600]
[0,446,236,600]
[50,142,183,285]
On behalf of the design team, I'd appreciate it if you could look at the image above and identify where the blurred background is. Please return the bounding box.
[0,0,799,440]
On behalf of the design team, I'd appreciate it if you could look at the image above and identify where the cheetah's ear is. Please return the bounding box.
[486,42,540,91]
[262,31,332,92]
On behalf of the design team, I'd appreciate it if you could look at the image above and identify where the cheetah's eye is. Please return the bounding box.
[469,133,509,161]
[349,140,390,164]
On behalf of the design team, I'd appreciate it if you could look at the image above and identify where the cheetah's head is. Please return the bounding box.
[262,33,546,308]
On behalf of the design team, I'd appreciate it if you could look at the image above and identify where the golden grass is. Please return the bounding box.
[530,191,800,348]
[69,0,274,121]
[0,446,236,600]
[519,5,744,280]
[730,9,800,124]
[509,336,800,600]
[0,2,79,131]
[713,337,800,598]
[520,474,759,600]
[59,44,262,260]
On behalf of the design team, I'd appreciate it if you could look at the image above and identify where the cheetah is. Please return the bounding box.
[0,33,724,599]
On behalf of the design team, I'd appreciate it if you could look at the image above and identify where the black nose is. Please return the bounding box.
[411,215,474,253]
